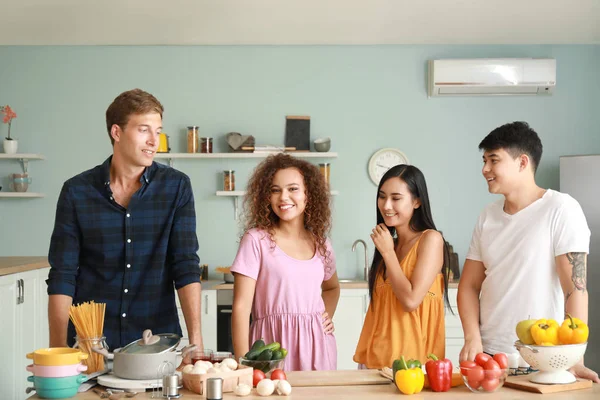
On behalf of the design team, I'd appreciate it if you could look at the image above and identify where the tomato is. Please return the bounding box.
[466,365,485,382]
[459,360,477,376]
[467,379,482,390]
[493,353,509,369]
[481,378,500,392]
[474,353,492,367]
[484,359,501,379]
[270,369,287,381]
[253,369,266,387]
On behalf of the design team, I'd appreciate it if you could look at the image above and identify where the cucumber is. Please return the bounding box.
[245,341,281,360]
[257,349,273,361]
[272,350,284,360]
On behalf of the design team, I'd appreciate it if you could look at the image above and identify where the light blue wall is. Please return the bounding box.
[1,45,599,279]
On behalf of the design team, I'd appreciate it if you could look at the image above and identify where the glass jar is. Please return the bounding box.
[187,126,199,153]
[73,336,109,374]
[319,163,330,185]
[223,170,235,191]
[200,137,213,153]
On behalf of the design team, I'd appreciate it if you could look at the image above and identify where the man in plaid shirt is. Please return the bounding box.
[47,89,203,354]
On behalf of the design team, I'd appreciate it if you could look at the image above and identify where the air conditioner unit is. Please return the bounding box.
[428,58,556,97]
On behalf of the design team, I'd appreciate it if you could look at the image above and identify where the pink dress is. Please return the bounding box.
[230,228,337,371]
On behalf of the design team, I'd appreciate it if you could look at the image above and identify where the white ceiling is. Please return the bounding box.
[1,0,599,45]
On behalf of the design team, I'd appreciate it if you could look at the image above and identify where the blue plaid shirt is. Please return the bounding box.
[47,156,200,350]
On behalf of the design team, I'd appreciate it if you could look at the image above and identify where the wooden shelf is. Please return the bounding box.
[0,154,45,160]
[0,192,45,198]
[217,190,339,219]
[0,153,45,173]
[216,190,339,196]
[155,152,337,166]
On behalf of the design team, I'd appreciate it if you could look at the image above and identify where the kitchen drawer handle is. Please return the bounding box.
[220,309,233,314]
[204,294,208,314]
[16,279,22,305]
[20,279,25,303]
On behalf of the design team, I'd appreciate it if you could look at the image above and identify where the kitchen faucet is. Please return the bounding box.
[352,239,369,281]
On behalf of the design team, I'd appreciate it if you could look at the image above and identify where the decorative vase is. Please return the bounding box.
[3,139,18,154]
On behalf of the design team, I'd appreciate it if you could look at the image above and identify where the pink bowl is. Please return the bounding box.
[26,363,88,377]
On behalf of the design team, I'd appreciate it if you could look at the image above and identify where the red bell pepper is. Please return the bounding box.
[425,353,453,392]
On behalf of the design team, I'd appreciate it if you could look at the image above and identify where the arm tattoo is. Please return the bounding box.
[564,252,587,315]
[567,252,587,291]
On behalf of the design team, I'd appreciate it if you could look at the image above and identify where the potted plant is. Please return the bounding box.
[1,105,18,154]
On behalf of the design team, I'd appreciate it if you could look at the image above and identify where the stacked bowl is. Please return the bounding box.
[26,348,89,399]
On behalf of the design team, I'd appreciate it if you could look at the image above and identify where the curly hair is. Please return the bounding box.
[242,153,332,264]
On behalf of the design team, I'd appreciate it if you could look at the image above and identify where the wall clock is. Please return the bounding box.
[368,148,410,185]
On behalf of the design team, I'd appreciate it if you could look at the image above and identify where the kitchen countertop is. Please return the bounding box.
[0,256,49,276]
[205,280,459,290]
[0,257,459,290]
[28,370,599,399]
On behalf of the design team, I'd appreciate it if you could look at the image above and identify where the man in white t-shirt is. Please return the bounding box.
[457,121,599,382]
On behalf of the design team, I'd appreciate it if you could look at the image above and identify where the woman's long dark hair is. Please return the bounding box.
[367,164,451,311]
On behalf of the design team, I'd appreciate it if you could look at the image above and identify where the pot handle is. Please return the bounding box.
[93,347,115,360]
[26,352,34,360]
[27,376,34,383]
[141,329,160,345]
[26,364,34,373]
[177,344,198,358]
[25,387,36,394]
[77,364,89,372]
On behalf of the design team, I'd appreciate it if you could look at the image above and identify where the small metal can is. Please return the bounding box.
[207,377,223,400]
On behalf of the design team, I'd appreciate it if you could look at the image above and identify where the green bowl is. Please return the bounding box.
[27,374,86,389]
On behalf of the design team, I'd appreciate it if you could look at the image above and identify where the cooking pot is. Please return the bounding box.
[94,329,195,380]
[157,133,170,153]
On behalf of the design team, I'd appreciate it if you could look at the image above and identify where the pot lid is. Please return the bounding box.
[119,329,181,354]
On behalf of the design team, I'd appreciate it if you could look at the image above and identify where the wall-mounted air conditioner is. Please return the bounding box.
[428,58,556,97]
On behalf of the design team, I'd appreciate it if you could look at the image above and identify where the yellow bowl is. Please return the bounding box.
[26,348,88,366]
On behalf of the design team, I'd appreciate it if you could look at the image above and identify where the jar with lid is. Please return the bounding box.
[223,170,235,191]
[187,126,199,153]
[319,163,330,186]
[200,137,213,153]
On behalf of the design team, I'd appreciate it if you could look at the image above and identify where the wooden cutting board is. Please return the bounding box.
[286,369,392,387]
[504,374,593,393]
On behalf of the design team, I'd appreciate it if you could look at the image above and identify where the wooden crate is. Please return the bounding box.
[182,364,253,395]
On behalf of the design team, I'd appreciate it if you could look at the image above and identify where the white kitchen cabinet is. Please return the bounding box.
[445,288,463,367]
[0,269,43,400]
[332,288,368,370]
[177,289,217,351]
[38,267,50,349]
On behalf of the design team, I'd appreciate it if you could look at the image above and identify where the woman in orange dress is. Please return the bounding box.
[353,164,451,369]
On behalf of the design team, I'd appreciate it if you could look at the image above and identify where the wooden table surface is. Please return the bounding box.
[27,370,599,399]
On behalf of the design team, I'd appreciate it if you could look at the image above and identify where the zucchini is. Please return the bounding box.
[257,349,273,361]
[245,341,281,360]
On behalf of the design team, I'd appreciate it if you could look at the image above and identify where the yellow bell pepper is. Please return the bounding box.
[394,356,424,395]
[558,314,589,344]
[531,319,560,346]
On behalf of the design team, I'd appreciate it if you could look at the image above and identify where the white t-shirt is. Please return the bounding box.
[466,189,590,354]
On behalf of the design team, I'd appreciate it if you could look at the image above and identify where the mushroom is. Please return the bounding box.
[277,380,292,396]
[256,379,275,396]
[234,383,252,396]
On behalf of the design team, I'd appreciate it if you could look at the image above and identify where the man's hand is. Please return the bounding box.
[459,338,483,362]
[570,363,600,383]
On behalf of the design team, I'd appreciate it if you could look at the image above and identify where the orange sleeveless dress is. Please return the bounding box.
[353,231,445,369]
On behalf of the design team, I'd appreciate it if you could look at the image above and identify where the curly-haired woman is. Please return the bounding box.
[230,153,340,371]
